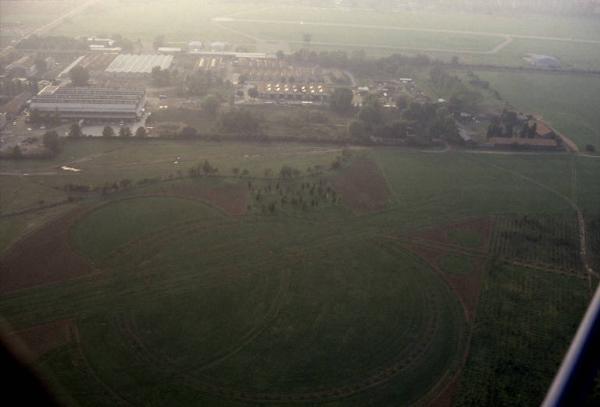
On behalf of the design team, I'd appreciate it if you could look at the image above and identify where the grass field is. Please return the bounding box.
[0,0,78,46]
[455,263,588,406]
[472,71,600,150]
[37,0,600,69]
[0,140,596,405]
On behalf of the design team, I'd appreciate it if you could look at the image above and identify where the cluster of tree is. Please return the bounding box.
[250,178,338,215]
[218,109,263,135]
[347,94,458,145]
[404,101,459,144]
[279,165,302,178]
[486,110,536,139]
[289,49,435,76]
[201,95,220,115]
[183,70,228,97]
[102,126,147,138]
[68,123,83,138]
[188,160,219,177]
[329,87,354,114]
[42,130,60,154]
[465,71,490,89]
[111,34,137,53]
[64,178,134,195]
[16,35,87,50]
[231,167,250,177]
[430,65,483,113]
[0,78,37,97]
[151,66,171,86]
[69,66,89,86]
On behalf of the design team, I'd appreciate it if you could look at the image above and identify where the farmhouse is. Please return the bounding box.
[30,86,146,121]
[524,54,561,69]
[535,121,556,139]
[105,54,173,75]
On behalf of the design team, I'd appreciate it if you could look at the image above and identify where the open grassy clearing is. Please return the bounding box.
[0,0,78,47]
[0,0,78,39]
[0,139,350,208]
[0,144,597,405]
[222,20,500,52]
[0,202,77,254]
[473,71,600,150]
[47,0,256,43]
[455,263,589,406]
[37,0,600,68]
[221,5,600,67]
[226,5,600,40]
[1,196,467,405]
[71,196,224,262]
[0,1,77,25]
[369,150,573,230]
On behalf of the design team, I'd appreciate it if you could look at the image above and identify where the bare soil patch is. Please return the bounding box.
[405,243,485,322]
[0,207,94,294]
[416,217,494,253]
[333,158,391,214]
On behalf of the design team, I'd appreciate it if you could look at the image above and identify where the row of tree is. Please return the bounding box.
[339,91,459,145]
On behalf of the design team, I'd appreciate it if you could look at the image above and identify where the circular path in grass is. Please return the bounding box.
[68,196,468,405]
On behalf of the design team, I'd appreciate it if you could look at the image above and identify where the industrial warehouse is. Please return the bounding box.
[29,86,146,121]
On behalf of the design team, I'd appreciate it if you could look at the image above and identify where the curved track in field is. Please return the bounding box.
[1,195,468,405]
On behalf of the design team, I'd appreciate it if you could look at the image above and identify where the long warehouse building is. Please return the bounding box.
[30,86,146,120]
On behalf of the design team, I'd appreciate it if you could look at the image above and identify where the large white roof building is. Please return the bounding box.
[105,54,173,74]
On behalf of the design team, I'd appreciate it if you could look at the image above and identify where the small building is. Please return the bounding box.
[357,86,369,95]
[535,121,556,139]
[87,37,115,47]
[188,41,204,51]
[158,47,182,54]
[524,54,561,69]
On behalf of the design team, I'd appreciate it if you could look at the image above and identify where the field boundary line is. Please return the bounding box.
[471,157,598,290]
[72,323,133,406]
